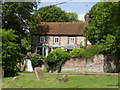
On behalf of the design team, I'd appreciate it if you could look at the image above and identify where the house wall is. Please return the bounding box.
[46,36,86,47]
[46,36,53,46]
[61,36,68,47]
[77,37,85,46]
[31,35,86,52]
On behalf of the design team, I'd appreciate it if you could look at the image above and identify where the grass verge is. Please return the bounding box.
[2,75,118,88]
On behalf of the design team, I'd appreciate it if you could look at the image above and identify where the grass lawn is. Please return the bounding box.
[2,75,118,88]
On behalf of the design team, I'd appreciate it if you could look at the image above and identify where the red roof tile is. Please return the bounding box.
[37,22,87,35]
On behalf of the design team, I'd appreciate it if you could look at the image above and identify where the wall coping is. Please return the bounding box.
[20,73,119,76]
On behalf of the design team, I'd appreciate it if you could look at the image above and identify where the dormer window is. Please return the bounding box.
[54,37,59,43]
[70,37,75,44]
[40,36,45,43]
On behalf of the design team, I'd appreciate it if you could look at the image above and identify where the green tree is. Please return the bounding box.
[21,37,31,52]
[67,12,83,22]
[2,2,39,52]
[2,2,38,38]
[33,5,79,22]
[84,2,120,45]
[83,2,120,71]
[2,29,22,77]
[0,30,2,65]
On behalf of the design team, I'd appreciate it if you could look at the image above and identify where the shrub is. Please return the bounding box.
[81,44,105,60]
[70,48,84,58]
[27,52,45,69]
[45,48,70,73]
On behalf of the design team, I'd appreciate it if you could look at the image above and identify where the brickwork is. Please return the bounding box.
[20,73,119,76]
[52,36,54,45]
[68,36,69,44]
[62,55,119,73]
[59,36,61,46]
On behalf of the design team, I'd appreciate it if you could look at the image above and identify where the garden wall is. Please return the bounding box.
[62,55,119,73]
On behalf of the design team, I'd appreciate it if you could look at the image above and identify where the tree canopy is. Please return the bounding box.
[83,2,120,56]
[84,2,120,44]
[2,2,38,39]
[67,12,83,22]
[2,29,22,76]
[33,5,80,22]
[2,2,39,76]
[2,2,39,55]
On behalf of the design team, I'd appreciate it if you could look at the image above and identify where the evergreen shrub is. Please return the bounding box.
[45,48,70,73]
[70,48,84,58]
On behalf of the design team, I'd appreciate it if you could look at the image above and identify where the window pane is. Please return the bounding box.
[40,37,44,42]
[70,37,75,44]
[55,37,59,43]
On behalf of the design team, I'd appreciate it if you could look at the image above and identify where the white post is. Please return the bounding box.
[36,47,37,53]
[42,47,44,56]
[51,48,53,51]
[46,47,48,56]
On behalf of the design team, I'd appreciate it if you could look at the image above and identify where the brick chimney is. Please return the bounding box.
[85,15,89,26]
[37,14,41,24]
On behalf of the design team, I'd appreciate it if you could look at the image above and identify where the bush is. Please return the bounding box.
[45,48,70,73]
[27,52,45,69]
[81,44,105,60]
[70,48,84,58]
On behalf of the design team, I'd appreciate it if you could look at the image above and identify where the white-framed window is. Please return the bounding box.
[40,36,45,43]
[54,37,59,43]
[70,37,75,44]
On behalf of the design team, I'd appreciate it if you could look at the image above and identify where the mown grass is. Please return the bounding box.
[17,71,48,75]
[2,75,118,88]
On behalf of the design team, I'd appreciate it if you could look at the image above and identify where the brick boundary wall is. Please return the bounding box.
[20,73,119,76]
[62,55,119,73]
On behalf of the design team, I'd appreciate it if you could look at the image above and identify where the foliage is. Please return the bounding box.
[45,48,70,73]
[33,5,80,22]
[2,2,38,38]
[83,2,120,64]
[2,29,23,76]
[21,37,31,52]
[81,44,105,60]
[0,30,2,64]
[27,52,45,69]
[67,12,83,22]
[70,48,84,58]
[84,2,120,45]
[2,2,39,55]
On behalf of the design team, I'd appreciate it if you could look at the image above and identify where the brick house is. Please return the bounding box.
[31,15,91,56]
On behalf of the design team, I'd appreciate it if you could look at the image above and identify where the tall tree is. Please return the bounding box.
[2,2,38,41]
[33,5,80,22]
[84,2,120,45]
[2,29,21,76]
[2,2,39,54]
[2,2,40,76]
[83,2,120,62]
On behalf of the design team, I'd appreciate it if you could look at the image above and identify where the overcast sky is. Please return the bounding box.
[38,0,100,21]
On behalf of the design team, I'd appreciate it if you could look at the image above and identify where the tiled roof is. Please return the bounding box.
[37,22,87,35]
